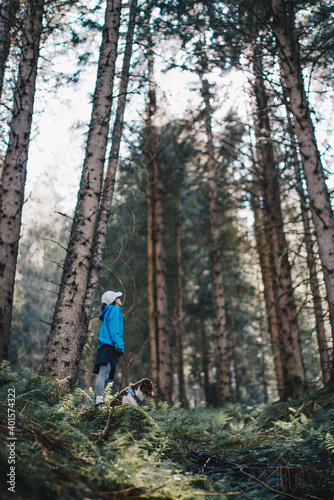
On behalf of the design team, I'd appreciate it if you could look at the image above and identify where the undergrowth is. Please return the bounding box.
[0,362,334,499]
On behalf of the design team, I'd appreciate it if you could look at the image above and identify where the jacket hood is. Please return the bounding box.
[99,304,122,320]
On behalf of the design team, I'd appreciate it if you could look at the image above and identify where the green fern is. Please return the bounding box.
[326,432,334,455]
[1,365,334,500]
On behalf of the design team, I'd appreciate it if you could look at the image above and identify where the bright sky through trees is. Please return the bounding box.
[25,61,249,213]
[25,50,333,219]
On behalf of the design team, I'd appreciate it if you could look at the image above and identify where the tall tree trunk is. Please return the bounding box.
[0,0,45,364]
[145,29,172,403]
[200,77,230,406]
[152,144,172,403]
[252,50,306,399]
[85,0,138,317]
[226,275,241,402]
[40,0,121,390]
[144,6,158,396]
[286,116,331,385]
[202,320,211,404]
[271,0,334,360]
[146,156,158,391]
[259,331,269,404]
[152,145,172,403]
[0,0,19,98]
[251,192,285,399]
[175,194,188,408]
[296,168,331,385]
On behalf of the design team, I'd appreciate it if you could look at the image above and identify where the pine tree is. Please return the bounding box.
[41,0,122,391]
[251,191,285,399]
[146,60,172,404]
[271,0,334,363]
[284,110,331,385]
[0,0,19,98]
[174,191,188,408]
[85,0,138,317]
[0,0,45,363]
[200,74,230,406]
[252,47,306,399]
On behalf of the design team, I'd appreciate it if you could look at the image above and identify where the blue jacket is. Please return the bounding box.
[98,305,124,352]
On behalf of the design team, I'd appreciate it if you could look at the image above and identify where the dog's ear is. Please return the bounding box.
[141,378,154,397]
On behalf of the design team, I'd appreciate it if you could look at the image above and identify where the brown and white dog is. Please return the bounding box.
[118,378,155,407]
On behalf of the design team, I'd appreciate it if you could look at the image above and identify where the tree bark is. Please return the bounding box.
[286,121,331,384]
[175,194,188,408]
[202,320,211,404]
[296,167,331,385]
[259,332,269,404]
[271,0,334,356]
[146,155,158,391]
[152,146,172,403]
[144,5,158,396]
[226,274,241,402]
[85,0,138,317]
[40,0,121,390]
[0,0,45,364]
[0,0,19,98]
[200,77,230,406]
[252,49,306,399]
[145,28,172,403]
[152,144,172,403]
[251,192,285,399]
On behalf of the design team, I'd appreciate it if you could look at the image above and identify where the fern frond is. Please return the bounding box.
[326,433,334,455]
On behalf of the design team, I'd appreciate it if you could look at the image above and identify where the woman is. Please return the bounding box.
[93,290,124,407]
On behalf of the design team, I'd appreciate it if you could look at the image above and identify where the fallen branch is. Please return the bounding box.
[193,493,241,497]
[133,482,169,498]
[239,465,310,500]
[93,404,113,445]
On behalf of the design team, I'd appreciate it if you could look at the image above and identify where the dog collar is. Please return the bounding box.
[128,386,142,406]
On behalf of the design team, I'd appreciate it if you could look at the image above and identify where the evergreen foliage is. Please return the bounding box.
[88,114,265,404]
[1,365,334,499]
[1,0,334,494]
[9,193,70,373]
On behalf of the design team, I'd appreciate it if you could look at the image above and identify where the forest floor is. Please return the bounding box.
[1,365,334,499]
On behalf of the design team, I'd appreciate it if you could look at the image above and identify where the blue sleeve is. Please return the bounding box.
[106,307,124,352]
